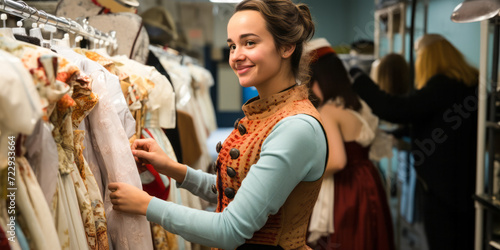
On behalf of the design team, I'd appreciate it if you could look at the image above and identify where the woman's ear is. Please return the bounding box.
[281,44,296,59]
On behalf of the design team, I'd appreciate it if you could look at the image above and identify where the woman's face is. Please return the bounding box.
[227,10,284,90]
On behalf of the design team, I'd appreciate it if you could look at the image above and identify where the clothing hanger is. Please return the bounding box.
[0,14,15,39]
[29,22,43,41]
[52,33,70,48]
[73,35,82,48]
[12,20,26,35]
[27,8,45,42]
[41,23,56,49]
[0,0,15,39]
[11,2,27,36]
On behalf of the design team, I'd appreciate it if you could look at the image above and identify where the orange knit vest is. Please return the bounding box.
[213,85,325,250]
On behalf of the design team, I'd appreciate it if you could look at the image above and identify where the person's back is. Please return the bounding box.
[350,34,478,250]
[319,100,362,141]
[409,74,477,206]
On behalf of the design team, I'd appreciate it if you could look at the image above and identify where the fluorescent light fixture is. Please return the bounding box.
[451,0,500,23]
[210,0,242,3]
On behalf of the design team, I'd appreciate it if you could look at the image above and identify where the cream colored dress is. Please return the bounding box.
[55,47,154,250]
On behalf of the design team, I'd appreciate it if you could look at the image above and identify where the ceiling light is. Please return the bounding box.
[451,0,500,23]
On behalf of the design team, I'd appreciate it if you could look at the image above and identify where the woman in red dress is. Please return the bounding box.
[306,39,395,250]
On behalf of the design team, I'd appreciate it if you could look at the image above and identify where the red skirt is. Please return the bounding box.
[319,142,395,250]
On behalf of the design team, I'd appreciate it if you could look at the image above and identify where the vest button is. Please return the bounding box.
[210,161,218,173]
[227,166,237,178]
[233,118,241,130]
[216,141,222,153]
[238,124,246,135]
[211,184,217,194]
[224,187,236,199]
[229,148,240,159]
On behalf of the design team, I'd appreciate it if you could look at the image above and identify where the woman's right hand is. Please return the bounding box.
[131,138,187,183]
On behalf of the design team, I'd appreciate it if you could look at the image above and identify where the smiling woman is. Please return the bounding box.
[227,9,292,95]
[107,0,328,249]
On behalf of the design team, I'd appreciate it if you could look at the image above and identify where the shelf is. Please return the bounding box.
[474,194,500,214]
[373,1,407,58]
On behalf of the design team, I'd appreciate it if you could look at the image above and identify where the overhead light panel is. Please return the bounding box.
[451,0,500,23]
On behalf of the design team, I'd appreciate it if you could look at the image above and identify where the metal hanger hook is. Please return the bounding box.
[0,0,5,11]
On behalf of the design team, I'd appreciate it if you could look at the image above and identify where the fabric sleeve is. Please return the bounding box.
[352,73,444,124]
[146,114,327,249]
[176,167,218,203]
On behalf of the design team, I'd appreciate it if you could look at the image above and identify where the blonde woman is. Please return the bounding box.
[351,34,479,250]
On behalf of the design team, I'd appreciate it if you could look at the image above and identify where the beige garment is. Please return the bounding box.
[0,36,90,250]
[111,54,176,130]
[17,157,62,250]
[157,55,212,172]
[56,46,153,249]
[0,200,22,250]
[307,174,334,244]
[73,76,109,250]
[347,99,379,146]
[187,64,217,134]
[177,110,202,166]
[51,94,91,250]
[0,46,42,170]
[151,222,179,250]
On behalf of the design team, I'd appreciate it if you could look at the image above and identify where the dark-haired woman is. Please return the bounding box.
[306,40,395,250]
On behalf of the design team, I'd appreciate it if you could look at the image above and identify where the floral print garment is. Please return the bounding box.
[73,73,110,250]
[55,46,153,250]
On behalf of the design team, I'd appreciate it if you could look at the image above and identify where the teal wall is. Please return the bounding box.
[424,0,480,67]
[305,0,350,46]
[305,0,481,67]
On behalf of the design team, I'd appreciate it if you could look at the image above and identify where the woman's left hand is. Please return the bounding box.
[108,182,153,216]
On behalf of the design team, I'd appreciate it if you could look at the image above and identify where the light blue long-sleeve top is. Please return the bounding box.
[146,114,327,250]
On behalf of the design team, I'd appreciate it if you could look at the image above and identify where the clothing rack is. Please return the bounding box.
[0,0,117,47]
[149,45,200,66]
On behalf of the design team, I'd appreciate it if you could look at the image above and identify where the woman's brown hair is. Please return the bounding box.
[376,53,411,96]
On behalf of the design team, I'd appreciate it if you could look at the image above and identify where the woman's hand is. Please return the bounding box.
[131,138,187,183]
[131,138,170,169]
[108,182,153,216]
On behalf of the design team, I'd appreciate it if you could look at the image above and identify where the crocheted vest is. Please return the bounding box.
[214,85,325,249]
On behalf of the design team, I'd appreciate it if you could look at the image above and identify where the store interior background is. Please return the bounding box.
[132,0,481,127]
[132,1,484,249]
[21,0,490,249]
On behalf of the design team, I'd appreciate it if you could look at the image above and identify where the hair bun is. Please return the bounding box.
[296,3,315,41]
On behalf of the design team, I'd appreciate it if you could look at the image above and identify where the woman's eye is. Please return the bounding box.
[229,44,236,50]
[246,41,255,46]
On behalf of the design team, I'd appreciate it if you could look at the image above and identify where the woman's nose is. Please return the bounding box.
[230,48,245,63]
